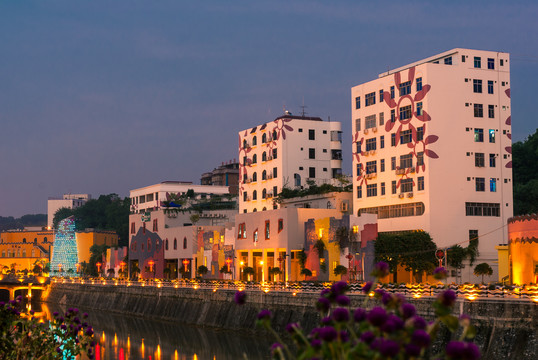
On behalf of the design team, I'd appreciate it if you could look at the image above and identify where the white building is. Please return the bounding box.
[351,48,512,282]
[47,194,91,228]
[239,113,343,213]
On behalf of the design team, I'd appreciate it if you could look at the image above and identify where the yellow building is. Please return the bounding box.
[508,215,538,285]
[0,229,119,272]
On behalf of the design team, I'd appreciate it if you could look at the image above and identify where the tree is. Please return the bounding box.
[269,267,282,281]
[220,265,231,274]
[163,267,172,279]
[334,265,347,279]
[89,244,109,276]
[474,263,493,284]
[300,268,312,281]
[243,266,255,281]
[512,128,538,215]
[297,249,307,270]
[313,240,326,259]
[197,265,208,278]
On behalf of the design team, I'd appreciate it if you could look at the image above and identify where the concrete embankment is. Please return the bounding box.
[47,283,537,359]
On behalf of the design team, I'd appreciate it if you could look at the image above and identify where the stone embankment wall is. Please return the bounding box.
[47,283,537,359]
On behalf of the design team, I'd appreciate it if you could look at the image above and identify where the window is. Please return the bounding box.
[380,159,385,172]
[262,188,267,199]
[488,105,495,119]
[309,167,316,178]
[379,112,384,125]
[392,181,397,194]
[391,133,396,146]
[365,115,376,129]
[252,172,257,182]
[260,170,266,181]
[444,56,452,65]
[356,141,362,153]
[153,219,158,232]
[400,154,413,168]
[473,79,482,93]
[474,128,484,142]
[355,96,361,109]
[390,86,395,99]
[309,148,315,159]
[416,77,423,91]
[274,186,278,197]
[366,160,377,174]
[252,154,257,164]
[465,202,500,217]
[147,238,151,251]
[474,56,481,68]
[294,173,301,186]
[418,177,424,191]
[131,222,135,234]
[401,178,413,193]
[399,105,412,120]
[390,109,395,122]
[399,81,411,96]
[490,178,497,192]
[475,153,485,167]
[391,156,396,170]
[476,177,485,191]
[379,89,384,103]
[462,55,466,62]
[489,153,496,167]
[262,151,267,161]
[253,190,257,200]
[165,239,169,250]
[474,104,483,117]
[416,102,423,116]
[309,129,315,140]
[400,130,412,144]
[487,58,495,70]
[417,152,424,166]
[253,229,258,243]
[356,163,362,176]
[500,59,504,66]
[417,126,424,141]
[367,183,377,197]
[265,221,270,239]
[243,192,247,201]
[252,136,257,146]
[272,148,277,159]
[238,223,246,239]
[380,136,384,149]
[365,92,376,106]
[278,219,284,232]
[357,185,362,198]
[262,133,267,143]
[365,138,377,151]
[355,118,361,131]
[380,182,385,195]
[359,202,425,219]
[488,80,494,94]
[174,238,177,250]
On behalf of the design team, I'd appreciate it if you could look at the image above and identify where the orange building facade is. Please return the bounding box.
[507,214,538,285]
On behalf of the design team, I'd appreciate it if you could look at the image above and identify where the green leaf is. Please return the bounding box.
[465,325,477,339]
[440,315,459,332]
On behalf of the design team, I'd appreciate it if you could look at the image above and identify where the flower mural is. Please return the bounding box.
[504,88,512,168]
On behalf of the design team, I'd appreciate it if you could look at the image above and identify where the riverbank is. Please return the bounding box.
[47,282,538,359]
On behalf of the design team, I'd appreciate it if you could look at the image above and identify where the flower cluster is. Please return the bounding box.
[0,297,95,359]
[236,264,480,359]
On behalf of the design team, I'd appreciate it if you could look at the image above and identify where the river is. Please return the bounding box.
[37,302,273,360]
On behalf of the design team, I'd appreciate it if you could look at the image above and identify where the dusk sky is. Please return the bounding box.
[1,1,537,217]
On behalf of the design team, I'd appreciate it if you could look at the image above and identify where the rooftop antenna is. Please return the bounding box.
[300,97,307,117]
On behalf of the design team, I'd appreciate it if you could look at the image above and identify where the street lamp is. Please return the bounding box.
[346,254,353,281]
[182,259,190,279]
[76,263,81,276]
[240,261,244,281]
[260,260,265,283]
[225,258,233,280]
[58,264,63,277]
[120,261,126,279]
[148,260,155,279]
[96,262,102,277]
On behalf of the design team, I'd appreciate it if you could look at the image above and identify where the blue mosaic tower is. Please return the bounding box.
[50,216,79,277]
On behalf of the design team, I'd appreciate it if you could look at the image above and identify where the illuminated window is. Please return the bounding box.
[253,229,258,243]
[278,219,284,233]
[265,221,270,240]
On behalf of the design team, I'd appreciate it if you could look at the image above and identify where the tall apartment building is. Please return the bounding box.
[239,113,343,213]
[47,194,91,228]
[351,49,512,281]
[200,160,240,195]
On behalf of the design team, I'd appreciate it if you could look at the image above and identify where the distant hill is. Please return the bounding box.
[0,214,47,231]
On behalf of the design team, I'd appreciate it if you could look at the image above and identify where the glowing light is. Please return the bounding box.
[369,291,375,297]
[140,339,145,358]
[413,293,422,299]
[532,297,538,303]
[101,331,106,343]
[174,350,178,360]
[50,217,79,277]
[292,292,297,296]
[467,295,477,301]
[213,288,217,292]
[127,336,130,349]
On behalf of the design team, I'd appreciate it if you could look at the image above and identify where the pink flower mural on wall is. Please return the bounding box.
[504,88,512,168]
[352,66,439,192]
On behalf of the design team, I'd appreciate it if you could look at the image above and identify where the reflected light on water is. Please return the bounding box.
[156,344,161,360]
[141,338,145,359]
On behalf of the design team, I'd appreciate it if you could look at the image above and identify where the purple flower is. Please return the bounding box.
[463,343,481,360]
[446,341,466,358]
[83,312,89,319]
[412,316,427,330]
[459,314,471,327]
[60,324,67,331]
[438,289,457,307]
[53,311,59,317]
[15,295,22,303]
[401,303,416,319]
[85,328,94,336]
[360,331,375,344]
[321,316,332,325]
[234,291,247,305]
[381,319,396,333]
[367,307,387,327]
[331,281,348,295]
[339,330,349,342]
[372,261,390,278]
[412,329,431,347]
[311,339,322,348]
[320,288,331,296]
[405,343,421,357]
[354,308,367,322]
[379,339,400,358]
[73,317,80,324]
[285,323,299,333]
[56,347,62,353]
[335,295,350,306]
[381,292,393,305]
[270,343,283,352]
[318,326,337,342]
[387,314,404,330]
[0,301,4,307]
[257,309,271,320]
[433,267,448,280]
[362,281,373,294]
[316,297,331,312]
[332,307,349,322]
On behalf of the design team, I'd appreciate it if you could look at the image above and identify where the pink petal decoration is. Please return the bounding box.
[408,67,416,84]
[281,131,286,140]
[414,85,431,102]
[424,149,439,158]
[507,133,512,140]
[505,146,512,154]
[283,125,293,131]
[407,142,415,149]
[505,161,512,168]
[383,92,397,108]
[394,72,401,88]
[505,116,511,125]
[417,109,431,122]
[424,135,439,145]
[505,88,510,98]
[385,120,396,132]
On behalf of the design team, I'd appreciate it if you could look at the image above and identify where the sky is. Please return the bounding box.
[0,0,537,217]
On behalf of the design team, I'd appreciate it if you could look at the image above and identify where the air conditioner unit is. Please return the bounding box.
[370,150,376,155]
[268,156,272,161]
[372,127,378,133]
[396,169,405,175]
[364,129,369,135]
[398,194,405,199]
[410,167,416,173]
[407,192,414,198]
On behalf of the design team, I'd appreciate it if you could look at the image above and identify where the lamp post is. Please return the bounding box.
[96,262,102,277]
[346,254,353,281]
[58,264,63,277]
[240,261,244,281]
[148,260,155,280]
[76,263,81,277]
[260,260,265,283]
[225,258,233,280]
[277,253,288,282]
[182,259,190,279]
[120,261,126,279]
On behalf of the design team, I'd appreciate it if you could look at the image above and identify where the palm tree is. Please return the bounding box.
[474,263,493,284]
[197,265,209,278]
[334,265,348,280]
[300,268,312,281]
[243,266,255,281]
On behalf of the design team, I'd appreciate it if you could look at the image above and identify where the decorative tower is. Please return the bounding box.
[50,216,79,277]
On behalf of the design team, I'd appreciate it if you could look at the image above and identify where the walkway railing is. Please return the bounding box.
[51,277,538,303]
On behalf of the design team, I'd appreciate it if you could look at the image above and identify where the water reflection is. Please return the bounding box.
[43,303,272,360]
